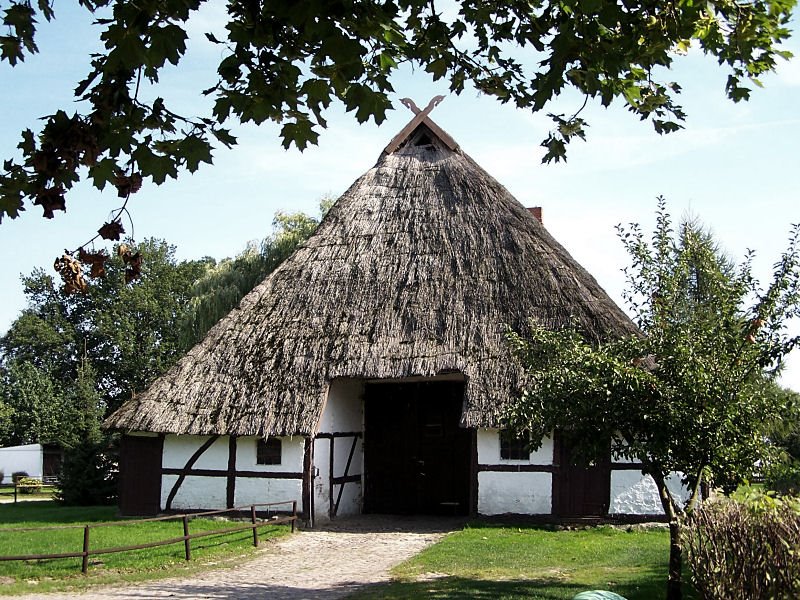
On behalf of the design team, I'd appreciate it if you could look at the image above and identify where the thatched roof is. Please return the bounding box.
[105,117,637,437]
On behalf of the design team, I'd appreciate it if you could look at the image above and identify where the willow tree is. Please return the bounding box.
[507,200,800,600]
[180,201,330,345]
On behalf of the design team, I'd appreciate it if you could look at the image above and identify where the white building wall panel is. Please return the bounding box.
[235,436,304,473]
[160,435,304,512]
[162,435,228,470]
[234,478,303,507]
[314,379,364,521]
[318,379,363,433]
[0,444,43,483]
[609,471,691,515]
[478,472,552,515]
[477,429,553,465]
[161,475,227,510]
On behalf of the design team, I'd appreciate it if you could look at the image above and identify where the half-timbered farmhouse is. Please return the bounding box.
[105,107,687,522]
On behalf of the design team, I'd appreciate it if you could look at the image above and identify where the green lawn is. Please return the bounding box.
[0,484,58,501]
[0,501,290,595]
[350,523,697,600]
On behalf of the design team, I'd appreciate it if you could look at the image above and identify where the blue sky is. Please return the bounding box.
[1,3,799,390]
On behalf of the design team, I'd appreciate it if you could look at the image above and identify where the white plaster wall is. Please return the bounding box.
[160,435,304,511]
[0,444,43,483]
[162,435,228,470]
[161,475,227,510]
[609,471,691,515]
[236,436,304,473]
[478,472,552,515]
[234,477,303,507]
[318,379,363,433]
[314,379,364,521]
[477,429,553,465]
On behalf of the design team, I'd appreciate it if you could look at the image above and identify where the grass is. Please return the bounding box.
[0,484,58,501]
[350,522,698,600]
[0,501,290,595]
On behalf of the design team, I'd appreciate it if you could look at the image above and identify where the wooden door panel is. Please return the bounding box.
[555,433,610,518]
[119,435,163,516]
[364,381,470,515]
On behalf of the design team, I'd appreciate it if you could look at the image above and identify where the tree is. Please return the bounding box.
[0,203,324,448]
[764,384,800,494]
[506,200,800,600]
[0,0,794,229]
[181,200,330,345]
[0,238,210,440]
[0,361,73,446]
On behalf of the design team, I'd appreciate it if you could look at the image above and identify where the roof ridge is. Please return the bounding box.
[382,97,460,155]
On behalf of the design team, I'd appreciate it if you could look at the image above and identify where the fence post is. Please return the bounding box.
[291,500,297,533]
[82,525,90,574]
[182,515,191,561]
[13,484,17,504]
[251,505,259,547]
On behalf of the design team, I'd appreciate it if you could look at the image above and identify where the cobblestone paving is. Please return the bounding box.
[15,515,463,600]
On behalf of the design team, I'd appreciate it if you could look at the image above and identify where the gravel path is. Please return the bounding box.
[14,515,463,600]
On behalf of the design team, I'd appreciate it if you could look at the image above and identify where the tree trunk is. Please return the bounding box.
[649,466,683,600]
[667,519,683,600]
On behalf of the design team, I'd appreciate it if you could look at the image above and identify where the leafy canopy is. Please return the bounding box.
[0,0,795,226]
[0,203,324,449]
[507,199,800,510]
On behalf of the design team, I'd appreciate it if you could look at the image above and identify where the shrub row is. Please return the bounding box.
[684,490,800,600]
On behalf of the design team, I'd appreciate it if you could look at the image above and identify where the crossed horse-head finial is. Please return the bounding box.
[399,95,445,117]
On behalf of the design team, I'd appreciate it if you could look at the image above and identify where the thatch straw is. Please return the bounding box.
[105,122,637,437]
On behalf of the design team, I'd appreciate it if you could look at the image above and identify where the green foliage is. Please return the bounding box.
[180,200,329,345]
[508,199,800,598]
[0,362,72,446]
[1,0,795,223]
[55,434,118,506]
[764,386,800,494]
[0,238,211,432]
[508,199,800,506]
[684,491,800,599]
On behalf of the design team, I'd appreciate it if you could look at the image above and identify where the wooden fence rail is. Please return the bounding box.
[0,500,297,574]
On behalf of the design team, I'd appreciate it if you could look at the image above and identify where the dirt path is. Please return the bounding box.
[15,515,462,600]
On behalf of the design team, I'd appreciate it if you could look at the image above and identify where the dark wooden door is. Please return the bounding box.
[119,435,163,515]
[364,381,471,515]
[554,433,610,518]
[42,445,63,481]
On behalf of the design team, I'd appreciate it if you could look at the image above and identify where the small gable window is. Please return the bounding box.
[500,429,530,461]
[257,437,282,465]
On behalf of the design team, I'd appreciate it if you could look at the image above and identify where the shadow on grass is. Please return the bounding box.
[351,577,583,599]
[350,571,697,600]
[0,500,117,524]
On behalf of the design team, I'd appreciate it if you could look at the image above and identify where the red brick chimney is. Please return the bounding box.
[527,206,542,223]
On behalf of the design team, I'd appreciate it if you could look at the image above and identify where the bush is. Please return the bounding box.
[16,476,42,494]
[684,488,800,599]
[764,460,800,496]
[55,437,118,506]
[11,471,28,484]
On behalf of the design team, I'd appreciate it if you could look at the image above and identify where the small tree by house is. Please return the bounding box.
[506,199,800,600]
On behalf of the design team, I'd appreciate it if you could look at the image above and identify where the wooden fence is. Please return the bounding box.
[0,500,297,573]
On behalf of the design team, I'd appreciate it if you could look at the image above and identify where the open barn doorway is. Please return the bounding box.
[363,380,471,515]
